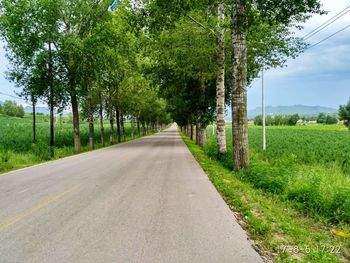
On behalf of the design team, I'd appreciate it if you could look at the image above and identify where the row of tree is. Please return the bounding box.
[139,0,323,170]
[0,100,25,118]
[316,113,338,125]
[0,0,170,154]
[0,0,326,171]
[253,112,341,126]
[254,114,300,126]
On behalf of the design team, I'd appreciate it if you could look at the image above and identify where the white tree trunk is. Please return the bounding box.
[216,3,227,159]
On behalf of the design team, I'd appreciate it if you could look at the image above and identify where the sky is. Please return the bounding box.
[248,0,350,110]
[0,0,349,109]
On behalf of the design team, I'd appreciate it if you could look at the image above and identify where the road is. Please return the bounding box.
[0,124,263,263]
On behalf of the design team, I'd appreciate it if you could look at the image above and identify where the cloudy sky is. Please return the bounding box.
[0,0,349,109]
[248,0,350,110]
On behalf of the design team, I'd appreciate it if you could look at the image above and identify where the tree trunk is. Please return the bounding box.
[142,121,146,136]
[137,116,141,137]
[231,3,249,171]
[109,98,114,145]
[196,124,199,145]
[71,91,81,152]
[88,81,94,150]
[198,123,206,147]
[99,91,105,146]
[32,97,36,144]
[121,112,126,142]
[190,124,194,141]
[116,107,121,143]
[48,42,55,157]
[131,113,135,139]
[216,3,227,159]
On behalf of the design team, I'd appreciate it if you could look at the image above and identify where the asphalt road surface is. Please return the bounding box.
[0,124,263,263]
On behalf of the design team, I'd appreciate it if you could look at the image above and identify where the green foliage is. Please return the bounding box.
[339,99,350,129]
[1,100,25,118]
[317,113,338,125]
[254,114,300,126]
[326,115,338,125]
[204,125,350,224]
[286,113,299,126]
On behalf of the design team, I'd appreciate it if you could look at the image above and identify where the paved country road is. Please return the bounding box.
[0,124,263,263]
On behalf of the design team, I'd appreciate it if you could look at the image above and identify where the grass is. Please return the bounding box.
[0,114,152,174]
[204,125,350,225]
[181,133,350,262]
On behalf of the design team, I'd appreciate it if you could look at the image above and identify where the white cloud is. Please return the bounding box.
[248,0,350,109]
[266,0,350,80]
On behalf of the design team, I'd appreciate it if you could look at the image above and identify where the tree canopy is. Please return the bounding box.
[0,0,323,169]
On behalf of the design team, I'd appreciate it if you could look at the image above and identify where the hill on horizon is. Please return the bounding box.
[24,106,50,115]
[225,105,338,120]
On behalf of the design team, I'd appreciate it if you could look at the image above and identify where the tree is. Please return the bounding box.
[317,113,326,124]
[254,115,262,126]
[274,115,285,126]
[216,3,227,159]
[325,115,337,125]
[229,0,323,171]
[2,100,24,118]
[16,105,25,118]
[152,11,217,146]
[0,0,68,154]
[339,99,350,129]
[286,114,300,126]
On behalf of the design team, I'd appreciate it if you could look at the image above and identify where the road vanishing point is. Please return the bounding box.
[0,124,263,263]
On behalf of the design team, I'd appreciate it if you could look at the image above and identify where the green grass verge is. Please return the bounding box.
[181,133,350,263]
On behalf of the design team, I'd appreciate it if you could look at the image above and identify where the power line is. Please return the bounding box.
[302,5,350,40]
[307,24,350,50]
[0,91,23,100]
[305,9,350,40]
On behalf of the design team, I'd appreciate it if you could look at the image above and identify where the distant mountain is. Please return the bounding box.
[24,106,50,115]
[225,105,338,120]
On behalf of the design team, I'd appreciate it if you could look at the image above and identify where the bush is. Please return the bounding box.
[2,100,25,118]
[239,162,288,194]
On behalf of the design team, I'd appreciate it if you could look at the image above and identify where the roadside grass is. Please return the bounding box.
[204,125,350,224]
[0,114,156,174]
[181,134,350,262]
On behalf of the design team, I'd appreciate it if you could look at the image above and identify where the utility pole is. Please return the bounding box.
[262,67,266,151]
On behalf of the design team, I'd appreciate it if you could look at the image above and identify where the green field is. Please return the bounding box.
[205,124,350,224]
[0,114,136,173]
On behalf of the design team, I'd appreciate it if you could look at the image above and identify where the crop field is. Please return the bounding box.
[205,124,350,225]
[0,114,134,173]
